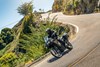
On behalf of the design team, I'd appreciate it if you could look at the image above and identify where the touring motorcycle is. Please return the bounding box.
[44,33,73,58]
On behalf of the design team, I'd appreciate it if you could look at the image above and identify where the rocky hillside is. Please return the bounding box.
[52,0,100,15]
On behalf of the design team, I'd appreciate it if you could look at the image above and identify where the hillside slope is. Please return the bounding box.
[52,0,100,15]
[0,12,70,67]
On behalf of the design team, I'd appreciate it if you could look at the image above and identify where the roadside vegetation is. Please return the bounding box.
[52,0,100,15]
[0,1,69,67]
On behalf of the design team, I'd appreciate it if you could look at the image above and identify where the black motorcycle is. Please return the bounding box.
[44,33,73,58]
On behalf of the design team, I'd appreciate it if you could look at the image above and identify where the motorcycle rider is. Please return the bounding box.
[46,28,64,52]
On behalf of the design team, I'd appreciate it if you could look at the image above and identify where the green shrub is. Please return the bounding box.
[1,28,14,44]
[0,52,17,67]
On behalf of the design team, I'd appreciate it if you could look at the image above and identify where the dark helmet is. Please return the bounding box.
[46,28,52,34]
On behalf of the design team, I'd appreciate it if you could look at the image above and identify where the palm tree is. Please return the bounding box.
[17,1,33,16]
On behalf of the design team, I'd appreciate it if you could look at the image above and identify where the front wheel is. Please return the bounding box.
[50,46,63,58]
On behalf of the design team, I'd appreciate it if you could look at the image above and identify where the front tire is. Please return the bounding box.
[50,46,63,58]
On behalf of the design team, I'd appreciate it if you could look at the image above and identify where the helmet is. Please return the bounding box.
[46,28,51,34]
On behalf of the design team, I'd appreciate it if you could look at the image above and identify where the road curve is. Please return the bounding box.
[31,12,100,67]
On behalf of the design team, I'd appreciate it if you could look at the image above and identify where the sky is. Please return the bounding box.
[0,0,54,30]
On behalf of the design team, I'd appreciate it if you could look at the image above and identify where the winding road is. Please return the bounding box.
[30,12,100,67]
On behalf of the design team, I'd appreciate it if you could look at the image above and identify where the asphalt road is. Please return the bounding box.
[30,12,100,67]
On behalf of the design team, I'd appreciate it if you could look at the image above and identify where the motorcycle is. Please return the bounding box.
[44,33,73,58]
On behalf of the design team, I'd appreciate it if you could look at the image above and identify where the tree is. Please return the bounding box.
[17,1,33,16]
[0,36,5,50]
[1,28,14,44]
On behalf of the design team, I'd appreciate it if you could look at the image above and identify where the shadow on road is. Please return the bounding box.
[47,57,59,63]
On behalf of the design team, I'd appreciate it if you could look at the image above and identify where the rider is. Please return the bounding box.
[46,28,64,52]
